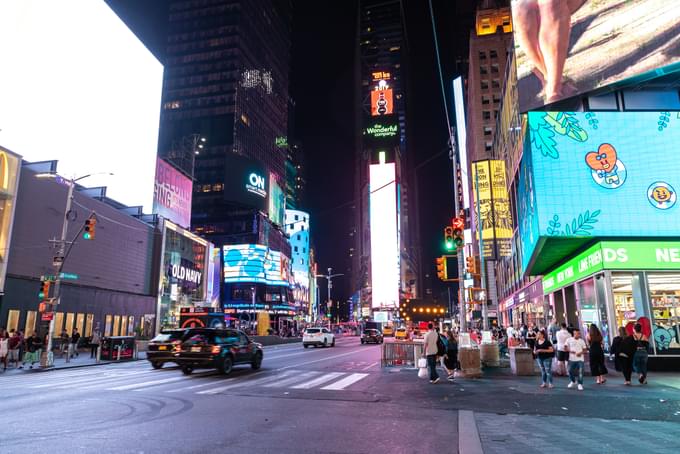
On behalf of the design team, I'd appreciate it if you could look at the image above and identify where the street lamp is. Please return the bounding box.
[315,267,343,325]
[35,171,113,367]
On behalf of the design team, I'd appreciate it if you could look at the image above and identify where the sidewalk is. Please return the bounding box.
[0,349,147,376]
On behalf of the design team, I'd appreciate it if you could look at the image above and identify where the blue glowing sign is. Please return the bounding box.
[222,244,291,286]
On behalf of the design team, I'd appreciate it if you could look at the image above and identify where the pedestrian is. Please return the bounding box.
[610,326,627,373]
[618,329,636,386]
[555,322,571,376]
[59,329,70,358]
[548,318,559,344]
[632,323,650,385]
[443,330,458,381]
[90,328,101,359]
[587,324,608,384]
[8,330,21,369]
[526,323,537,350]
[520,324,528,343]
[423,323,440,384]
[24,331,43,369]
[70,328,81,358]
[534,330,554,388]
[0,329,9,371]
[565,327,587,390]
[506,324,515,341]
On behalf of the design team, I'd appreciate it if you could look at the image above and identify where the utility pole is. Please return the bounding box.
[315,267,343,325]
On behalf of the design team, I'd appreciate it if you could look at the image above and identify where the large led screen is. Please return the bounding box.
[471,160,513,259]
[223,244,290,286]
[268,173,285,227]
[512,0,680,112]
[369,163,399,309]
[520,111,680,271]
[153,158,192,228]
[223,154,268,212]
[370,89,394,116]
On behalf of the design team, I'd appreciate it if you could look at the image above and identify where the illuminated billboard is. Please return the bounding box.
[472,160,513,259]
[363,120,399,142]
[511,0,680,112]
[519,111,680,273]
[223,154,268,212]
[223,244,291,286]
[153,158,192,228]
[371,88,394,116]
[369,163,399,309]
[268,173,285,226]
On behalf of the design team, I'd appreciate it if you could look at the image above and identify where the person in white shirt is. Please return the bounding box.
[555,323,571,376]
[506,325,516,340]
[565,327,587,390]
[423,323,440,384]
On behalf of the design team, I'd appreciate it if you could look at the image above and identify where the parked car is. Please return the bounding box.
[303,327,335,348]
[174,328,263,375]
[360,329,383,344]
[147,329,187,369]
[395,327,408,340]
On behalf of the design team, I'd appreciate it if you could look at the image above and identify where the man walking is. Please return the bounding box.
[423,323,440,384]
[548,318,559,345]
[556,322,571,376]
[70,328,81,358]
[566,327,587,391]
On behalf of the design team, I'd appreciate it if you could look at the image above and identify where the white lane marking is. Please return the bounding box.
[321,373,369,390]
[166,377,235,393]
[361,362,379,371]
[30,370,155,389]
[291,372,344,389]
[53,370,179,391]
[107,376,188,391]
[262,371,320,388]
[276,348,367,371]
[196,370,295,394]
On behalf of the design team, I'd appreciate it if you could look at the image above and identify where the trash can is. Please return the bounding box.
[509,347,535,375]
[100,336,136,361]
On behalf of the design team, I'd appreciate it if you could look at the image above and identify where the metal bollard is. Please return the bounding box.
[96,345,101,363]
[65,344,71,363]
[116,345,122,361]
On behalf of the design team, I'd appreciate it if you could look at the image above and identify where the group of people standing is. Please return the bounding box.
[422,323,459,384]
[0,329,45,370]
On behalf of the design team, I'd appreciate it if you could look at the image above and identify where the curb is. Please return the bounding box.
[458,410,484,454]
[1,358,145,375]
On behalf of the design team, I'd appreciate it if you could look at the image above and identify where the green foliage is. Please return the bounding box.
[530,119,559,159]
[547,210,601,236]
[543,112,588,142]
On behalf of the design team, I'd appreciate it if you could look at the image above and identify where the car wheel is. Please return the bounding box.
[323,339,328,348]
[331,339,335,347]
[181,365,193,375]
[251,351,263,370]
[361,339,364,344]
[151,361,163,369]
[304,344,309,348]
[219,355,233,375]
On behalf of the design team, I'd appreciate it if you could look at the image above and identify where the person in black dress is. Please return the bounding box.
[610,326,627,373]
[443,331,458,381]
[587,324,608,384]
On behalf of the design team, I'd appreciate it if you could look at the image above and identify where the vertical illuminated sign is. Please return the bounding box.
[472,159,513,258]
[371,82,394,117]
[453,77,470,209]
[369,163,399,309]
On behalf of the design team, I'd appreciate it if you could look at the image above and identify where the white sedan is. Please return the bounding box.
[303,328,335,348]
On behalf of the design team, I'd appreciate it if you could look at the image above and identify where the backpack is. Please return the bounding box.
[436,336,446,356]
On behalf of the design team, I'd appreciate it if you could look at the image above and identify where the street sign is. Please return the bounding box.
[41,312,54,321]
[59,272,79,280]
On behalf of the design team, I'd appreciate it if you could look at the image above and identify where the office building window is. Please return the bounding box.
[492,79,500,89]
[483,111,491,120]
[490,49,498,58]
[479,51,487,60]
[481,80,489,90]
[480,66,488,75]
[484,126,493,136]
[482,96,490,105]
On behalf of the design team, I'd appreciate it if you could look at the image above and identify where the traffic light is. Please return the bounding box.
[466,255,478,275]
[452,216,464,249]
[83,213,97,240]
[436,257,446,280]
[444,226,454,251]
[38,279,51,300]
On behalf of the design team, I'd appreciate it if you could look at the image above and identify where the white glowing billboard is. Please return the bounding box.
[369,163,399,309]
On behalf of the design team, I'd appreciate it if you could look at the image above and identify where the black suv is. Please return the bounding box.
[147,329,187,369]
[361,329,383,344]
[174,328,263,376]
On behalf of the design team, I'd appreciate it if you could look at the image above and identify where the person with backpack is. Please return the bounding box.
[423,323,440,384]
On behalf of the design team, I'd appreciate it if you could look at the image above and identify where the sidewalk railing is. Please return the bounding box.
[381,341,424,368]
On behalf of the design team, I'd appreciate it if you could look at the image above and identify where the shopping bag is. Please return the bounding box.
[417,357,427,368]
[418,367,429,379]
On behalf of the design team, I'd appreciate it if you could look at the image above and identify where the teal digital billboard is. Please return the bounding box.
[519,111,680,273]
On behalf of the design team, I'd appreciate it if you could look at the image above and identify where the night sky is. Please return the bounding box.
[290,0,476,310]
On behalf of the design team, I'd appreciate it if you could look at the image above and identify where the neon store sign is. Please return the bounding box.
[365,123,398,139]
[246,172,267,198]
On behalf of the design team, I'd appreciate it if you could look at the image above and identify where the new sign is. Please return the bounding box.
[542,241,680,293]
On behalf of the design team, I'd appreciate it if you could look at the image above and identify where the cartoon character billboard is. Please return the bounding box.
[511,0,680,112]
[519,111,680,272]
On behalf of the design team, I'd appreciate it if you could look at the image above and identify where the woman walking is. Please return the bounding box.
[534,330,554,388]
[443,330,458,381]
[587,324,608,384]
[618,329,636,386]
[610,327,627,373]
[632,323,650,385]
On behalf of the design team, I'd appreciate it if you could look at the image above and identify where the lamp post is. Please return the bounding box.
[315,267,343,325]
[35,171,113,367]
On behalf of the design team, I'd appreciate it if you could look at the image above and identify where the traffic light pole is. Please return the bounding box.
[474,170,489,331]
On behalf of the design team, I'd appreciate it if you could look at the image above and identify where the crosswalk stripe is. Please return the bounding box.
[196,370,295,395]
[166,377,235,393]
[321,373,368,390]
[108,376,188,391]
[262,371,320,388]
[44,371,165,390]
[30,370,154,389]
[291,372,344,389]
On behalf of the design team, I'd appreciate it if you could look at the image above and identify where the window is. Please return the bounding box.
[212,183,223,191]
[113,315,121,337]
[120,316,128,336]
[492,79,500,89]
[303,248,306,253]
[482,95,490,105]
[485,142,493,152]
[105,315,112,337]
[490,50,498,58]
[482,111,491,120]
[24,311,37,336]
[484,126,493,136]
[54,312,64,336]
[491,64,499,74]
[7,310,19,332]
[493,95,501,104]
[76,313,85,337]
[65,313,75,335]
[294,246,298,252]
[481,80,489,90]
[85,314,94,337]
[295,215,299,221]
[297,234,301,241]
[479,51,487,60]
[480,66,488,75]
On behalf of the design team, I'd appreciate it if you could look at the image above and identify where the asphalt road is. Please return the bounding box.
[2,337,680,454]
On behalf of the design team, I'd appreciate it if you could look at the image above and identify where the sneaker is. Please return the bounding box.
[540,383,546,388]
[432,377,440,384]
[447,376,455,381]
[578,384,584,391]
[548,384,554,389]
[567,382,575,389]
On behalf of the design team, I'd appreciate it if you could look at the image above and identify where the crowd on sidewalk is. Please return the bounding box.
[0,327,102,372]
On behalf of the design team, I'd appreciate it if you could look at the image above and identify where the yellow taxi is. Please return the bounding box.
[382,325,394,337]
[395,327,408,340]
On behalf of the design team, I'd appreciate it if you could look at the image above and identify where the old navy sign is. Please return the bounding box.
[170,264,202,285]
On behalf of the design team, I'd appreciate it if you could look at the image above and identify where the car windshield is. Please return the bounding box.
[150,331,184,342]
[364,330,378,335]
[306,328,320,334]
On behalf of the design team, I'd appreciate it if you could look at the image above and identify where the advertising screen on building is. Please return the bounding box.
[363,118,399,144]
[268,173,285,226]
[223,154,268,212]
[370,88,394,116]
[511,0,680,112]
[519,111,680,273]
[369,163,399,309]
[153,158,192,229]
[223,244,291,286]
[472,160,513,259]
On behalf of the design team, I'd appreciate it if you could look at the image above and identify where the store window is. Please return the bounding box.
[120,316,128,336]
[54,312,65,336]
[85,314,94,337]
[105,315,112,337]
[647,273,680,355]
[6,310,19,332]
[76,313,85,336]
[113,316,121,336]
[65,313,75,335]
[612,273,647,330]
[24,311,37,336]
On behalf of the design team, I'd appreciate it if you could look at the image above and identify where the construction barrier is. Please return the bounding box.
[381,341,424,368]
